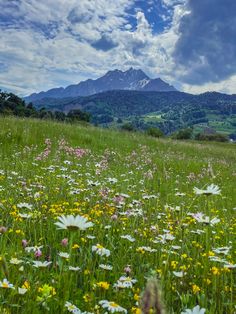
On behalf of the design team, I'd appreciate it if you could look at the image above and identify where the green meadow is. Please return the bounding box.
[0,117,235,313]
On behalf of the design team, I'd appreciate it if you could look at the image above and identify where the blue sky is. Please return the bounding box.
[0,0,235,96]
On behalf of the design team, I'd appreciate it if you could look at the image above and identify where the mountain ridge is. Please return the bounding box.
[25,68,177,102]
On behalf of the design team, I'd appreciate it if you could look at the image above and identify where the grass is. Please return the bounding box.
[0,116,235,314]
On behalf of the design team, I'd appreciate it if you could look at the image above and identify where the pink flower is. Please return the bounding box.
[35,249,42,258]
[22,239,28,248]
[61,238,68,246]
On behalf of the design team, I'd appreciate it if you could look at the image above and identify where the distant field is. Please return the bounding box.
[0,117,235,314]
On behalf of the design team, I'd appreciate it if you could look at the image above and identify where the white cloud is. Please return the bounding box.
[0,0,235,96]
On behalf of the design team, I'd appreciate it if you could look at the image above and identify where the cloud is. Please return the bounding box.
[0,0,235,96]
[174,0,236,85]
[91,35,118,51]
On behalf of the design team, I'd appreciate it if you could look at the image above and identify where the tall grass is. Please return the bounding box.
[0,117,235,313]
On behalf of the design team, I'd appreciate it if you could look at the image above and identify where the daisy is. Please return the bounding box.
[114,276,137,289]
[65,301,82,313]
[120,235,135,242]
[99,300,127,313]
[0,278,15,289]
[10,257,23,265]
[54,214,93,231]
[173,271,185,277]
[58,252,70,259]
[92,244,110,257]
[99,264,113,270]
[18,213,32,219]
[18,287,28,295]
[17,202,33,210]
[25,245,43,253]
[191,213,220,225]
[193,184,221,196]
[181,305,206,314]
[32,261,52,268]
[68,266,81,271]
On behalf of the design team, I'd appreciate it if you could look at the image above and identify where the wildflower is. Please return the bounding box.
[61,238,69,246]
[22,239,28,248]
[32,261,52,268]
[193,184,221,196]
[114,276,137,289]
[99,300,127,313]
[25,245,43,253]
[211,266,220,275]
[92,244,110,257]
[10,257,23,265]
[58,252,70,259]
[17,202,33,210]
[191,213,220,225]
[136,246,157,253]
[35,249,42,258]
[68,266,81,271]
[173,271,185,277]
[97,281,110,290]
[212,246,231,255]
[37,284,56,302]
[65,301,82,313]
[55,214,93,231]
[18,287,28,295]
[192,284,200,294]
[99,264,113,270]
[0,278,15,289]
[120,235,135,242]
[124,265,132,274]
[181,305,206,314]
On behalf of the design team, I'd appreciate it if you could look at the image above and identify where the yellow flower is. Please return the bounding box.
[97,281,110,290]
[192,284,200,294]
[72,244,80,249]
[131,307,142,314]
[211,266,220,275]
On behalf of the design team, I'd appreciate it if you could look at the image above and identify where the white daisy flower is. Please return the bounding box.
[55,214,93,231]
[18,287,28,295]
[58,252,70,259]
[10,257,23,265]
[92,244,110,257]
[114,276,137,289]
[65,301,82,313]
[0,278,15,289]
[17,202,33,210]
[181,305,206,314]
[18,213,32,219]
[99,300,127,313]
[194,184,221,196]
[213,246,231,255]
[25,245,43,253]
[32,261,52,268]
[99,264,113,270]
[137,246,157,252]
[120,235,135,242]
[173,271,185,277]
[191,213,220,226]
[68,266,81,271]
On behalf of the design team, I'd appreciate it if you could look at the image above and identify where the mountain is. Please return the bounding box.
[30,90,236,135]
[25,68,177,102]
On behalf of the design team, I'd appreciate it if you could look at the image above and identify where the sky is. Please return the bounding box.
[0,0,235,96]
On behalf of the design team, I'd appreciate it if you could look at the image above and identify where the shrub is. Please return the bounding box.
[146,127,164,138]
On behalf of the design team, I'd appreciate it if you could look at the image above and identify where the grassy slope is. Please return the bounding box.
[0,117,235,313]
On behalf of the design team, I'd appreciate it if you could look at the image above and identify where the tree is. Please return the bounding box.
[172,128,193,140]
[146,127,164,138]
[67,109,90,122]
